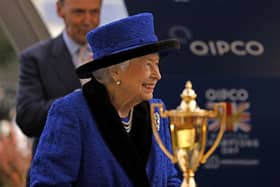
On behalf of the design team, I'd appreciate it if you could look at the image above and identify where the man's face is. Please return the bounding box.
[57,0,101,45]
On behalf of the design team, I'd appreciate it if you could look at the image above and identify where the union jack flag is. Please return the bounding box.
[207,102,251,132]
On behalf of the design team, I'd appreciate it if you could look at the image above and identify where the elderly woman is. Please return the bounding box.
[30,13,181,187]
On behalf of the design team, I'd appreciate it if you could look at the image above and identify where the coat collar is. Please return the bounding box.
[50,34,81,90]
[82,78,151,187]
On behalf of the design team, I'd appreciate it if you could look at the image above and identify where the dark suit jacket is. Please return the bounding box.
[16,34,81,138]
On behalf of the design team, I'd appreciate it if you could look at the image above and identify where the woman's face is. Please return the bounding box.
[118,53,161,104]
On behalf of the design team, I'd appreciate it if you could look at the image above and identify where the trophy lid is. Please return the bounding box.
[177,81,201,112]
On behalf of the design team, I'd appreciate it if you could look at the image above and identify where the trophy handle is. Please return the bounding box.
[150,103,177,163]
[201,103,226,164]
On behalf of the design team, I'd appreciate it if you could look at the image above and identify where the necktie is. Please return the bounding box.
[77,45,93,67]
[76,45,93,85]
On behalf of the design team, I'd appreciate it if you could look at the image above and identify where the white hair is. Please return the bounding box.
[92,60,130,84]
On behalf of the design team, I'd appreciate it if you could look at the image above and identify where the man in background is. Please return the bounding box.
[16,0,101,185]
[16,0,102,152]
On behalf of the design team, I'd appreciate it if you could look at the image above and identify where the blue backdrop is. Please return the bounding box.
[125,1,280,186]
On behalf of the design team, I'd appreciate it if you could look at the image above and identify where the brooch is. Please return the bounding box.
[154,112,160,131]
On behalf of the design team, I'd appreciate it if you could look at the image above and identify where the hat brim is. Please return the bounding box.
[76,39,180,79]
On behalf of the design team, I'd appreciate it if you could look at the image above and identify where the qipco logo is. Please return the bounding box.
[205,89,249,102]
[190,40,264,56]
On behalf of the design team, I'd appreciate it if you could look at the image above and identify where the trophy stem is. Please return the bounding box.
[181,171,197,187]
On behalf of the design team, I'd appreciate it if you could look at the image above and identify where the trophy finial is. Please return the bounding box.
[178,81,198,111]
[186,81,192,89]
[182,81,197,100]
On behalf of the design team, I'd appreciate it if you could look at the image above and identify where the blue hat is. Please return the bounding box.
[77,12,180,79]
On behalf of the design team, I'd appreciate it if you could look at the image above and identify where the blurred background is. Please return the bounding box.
[1,0,280,186]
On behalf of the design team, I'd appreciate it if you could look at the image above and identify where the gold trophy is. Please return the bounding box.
[150,81,226,187]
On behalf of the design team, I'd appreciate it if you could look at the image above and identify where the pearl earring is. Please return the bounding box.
[116,80,121,85]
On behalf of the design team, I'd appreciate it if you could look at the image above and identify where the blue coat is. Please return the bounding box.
[30,79,181,187]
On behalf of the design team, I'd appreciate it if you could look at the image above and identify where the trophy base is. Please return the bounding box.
[181,177,197,187]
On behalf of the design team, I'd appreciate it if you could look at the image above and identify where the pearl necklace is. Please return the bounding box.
[121,108,133,133]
